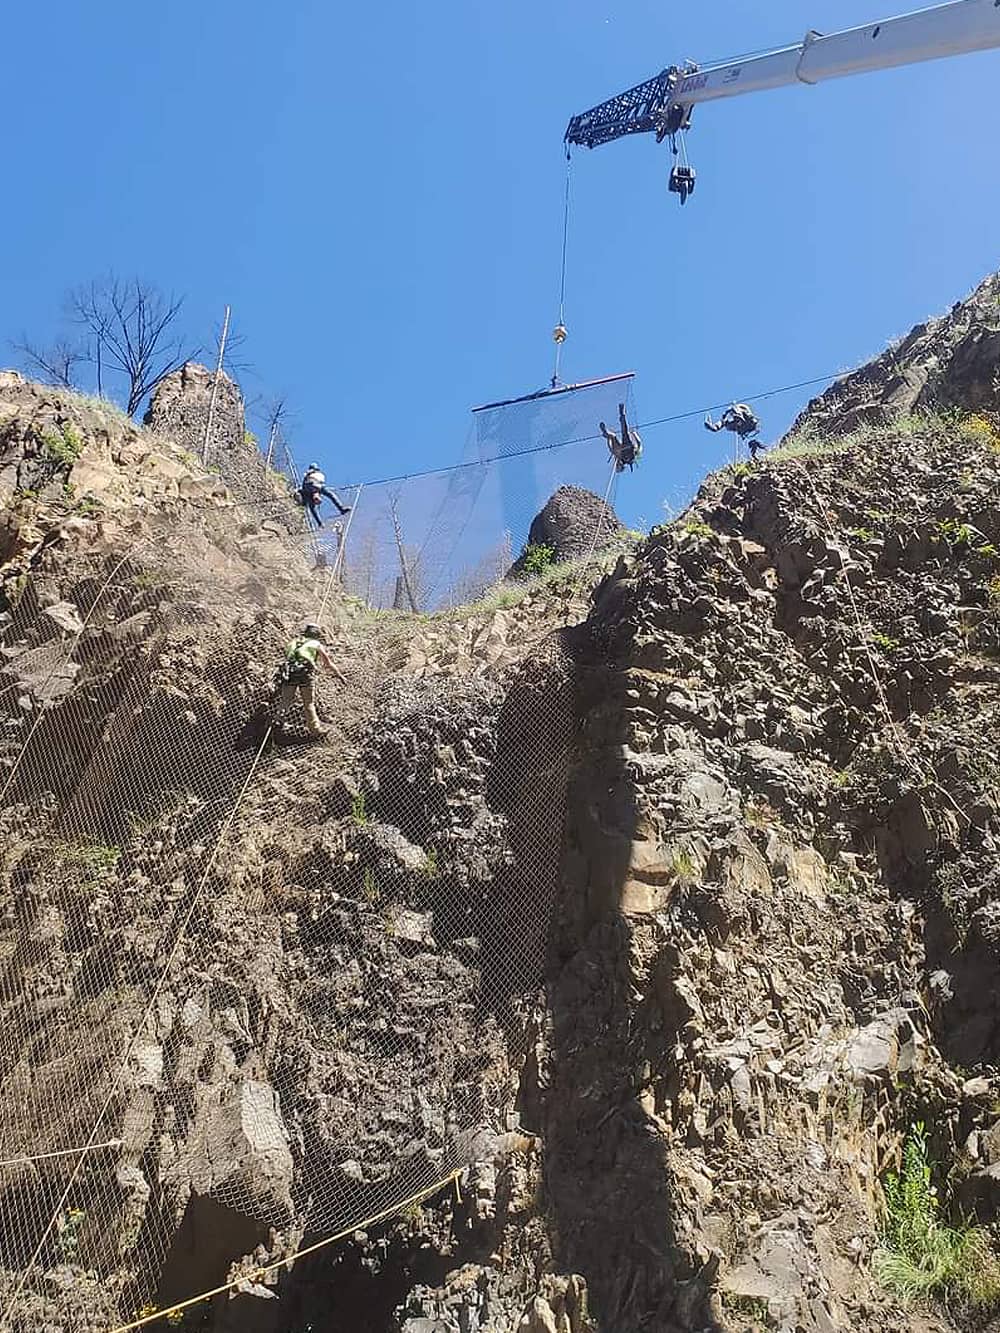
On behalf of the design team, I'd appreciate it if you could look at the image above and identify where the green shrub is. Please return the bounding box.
[875,1122,1000,1310]
[52,840,120,883]
[361,867,380,904]
[957,412,1000,452]
[681,518,714,540]
[521,542,556,577]
[40,423,84,468]
[871,632,900,652]
[935,517,979,549]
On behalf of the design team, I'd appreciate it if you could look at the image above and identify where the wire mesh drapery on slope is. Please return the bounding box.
[0,386,631,1329]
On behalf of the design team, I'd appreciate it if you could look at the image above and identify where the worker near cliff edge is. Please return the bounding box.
[273,621,344,739]
[300,463,351,528]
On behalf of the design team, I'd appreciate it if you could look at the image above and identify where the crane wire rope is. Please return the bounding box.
[552,150,573,390]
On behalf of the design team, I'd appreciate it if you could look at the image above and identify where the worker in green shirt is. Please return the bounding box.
[273,621,343,739]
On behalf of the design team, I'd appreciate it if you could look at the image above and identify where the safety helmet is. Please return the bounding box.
[302,621,321,637]
[308,462,320,471]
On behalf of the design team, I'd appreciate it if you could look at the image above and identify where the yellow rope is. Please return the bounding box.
[107,1168,464,1333]
[0,1140,122,1169]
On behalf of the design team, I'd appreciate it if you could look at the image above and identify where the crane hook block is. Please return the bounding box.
[553,323,568,345]
[668,164,696,204]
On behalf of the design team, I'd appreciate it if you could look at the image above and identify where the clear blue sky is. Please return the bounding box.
[2,0,998,529]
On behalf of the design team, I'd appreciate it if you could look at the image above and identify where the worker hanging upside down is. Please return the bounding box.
[704,403,760,440]
[300,463,351,529]
[600,402,643,472]
[705,403,764,459]
[273,621,344,739]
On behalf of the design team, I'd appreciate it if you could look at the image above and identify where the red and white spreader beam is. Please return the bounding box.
[565,0,1000,202]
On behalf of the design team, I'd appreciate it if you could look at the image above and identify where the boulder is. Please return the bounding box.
[507,485,622,578]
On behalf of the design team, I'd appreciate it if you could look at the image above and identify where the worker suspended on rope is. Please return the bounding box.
[300,464,351,529]
[705,403,760,440]
[600,402,643,472]
[272,621,344,740]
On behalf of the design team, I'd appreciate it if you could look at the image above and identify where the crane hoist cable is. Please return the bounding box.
[551,149,572,388]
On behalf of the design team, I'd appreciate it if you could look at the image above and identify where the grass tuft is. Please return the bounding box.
[874,1122,1000,1311]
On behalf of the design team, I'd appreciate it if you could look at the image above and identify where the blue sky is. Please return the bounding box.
[2,0,998,530]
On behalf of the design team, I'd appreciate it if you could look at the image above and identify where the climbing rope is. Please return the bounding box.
[0,1140,122,1170]
[106,1167,464,1333]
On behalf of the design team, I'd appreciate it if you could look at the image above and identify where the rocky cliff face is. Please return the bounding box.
[1,272,1000,1333]
[792,269,1000,436]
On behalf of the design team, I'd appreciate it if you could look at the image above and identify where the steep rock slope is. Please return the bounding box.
[533,412,1000,1333]
[792,269,1000,435]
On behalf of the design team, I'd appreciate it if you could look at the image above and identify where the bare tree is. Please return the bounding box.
[258,395,291,469]
[68,276,199,416]
[389,494,422,612]
[11,336,88,390]
[445,531,514,606]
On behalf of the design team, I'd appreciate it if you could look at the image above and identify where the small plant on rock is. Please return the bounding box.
[871,631,900,653]
[521,542,556,577]
[957,412,1000,452]
[361,867,380,904]
[351,790,371,826]
[55,1206,86,1261]
[40,423,84,468]
[935,517,978,550]
[681,518,714,541]
[875,1121,1000,1311]
[670,846,698,881]
[52,840,120,883]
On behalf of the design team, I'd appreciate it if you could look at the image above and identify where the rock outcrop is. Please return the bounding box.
[506,485,622,579]
[145,361,294,515]
[793,268,1000,436]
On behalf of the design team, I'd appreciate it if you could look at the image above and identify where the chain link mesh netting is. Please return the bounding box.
[323,376,635,610]
[0,376,636,1330]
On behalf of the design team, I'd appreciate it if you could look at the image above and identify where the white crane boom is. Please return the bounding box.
[677,0,1000,104]
[565,0,1000,200]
